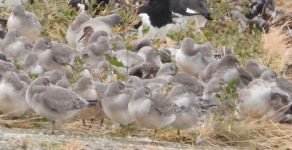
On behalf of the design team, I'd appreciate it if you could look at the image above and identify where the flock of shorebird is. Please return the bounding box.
[0,0,291,143]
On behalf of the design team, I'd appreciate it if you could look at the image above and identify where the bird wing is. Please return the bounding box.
[0,60,14,74]
[151,93,176,117]
[18,36,33,50]
[38,86,89,113]
[172,72,205,95]
[26,12,42,29]
[277,77,292,98]
[186,0,212,19]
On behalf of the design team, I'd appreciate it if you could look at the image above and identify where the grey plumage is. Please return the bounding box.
[48,69,65,85]
[213,55,252,89]
[32,37,52,53]
[56,78,71,89]
[115,50,144,67]
[22,53,45,74]
[75,14,121,47]
[176,37,210,77]
[156,63,178,81]
[169,84,202,130]
[130,38,153,52]
[0,24,7,46]
[245,59,269,79]
[2,30,33,59]
[0,53,7,62]
[0,71,29,117]
[202,77,226,107]
[17,72,32,85]
[93,81,108,100]
[138,46,163,67]
[66,12,91,48]
[159,49,172,63]
[129,62,160,79]
[87,37,110,68]
[142,63,178,93]
[260,69,277,84]
[199,61,218,83]
[213,55,239,78]
[7,5,42,42]
[26,76,93,134]
[102,82,134,125]
[230,10,248,32]
[277,77,292,100]
[73,77,102,126]
[172,72,205,96]
[0,60,15,78]
[109,35,125,51]
[129,86,183,130]
[238,77,290,121]
[88,30,108,44]
[38,41,76,71]
[125,76,143,89]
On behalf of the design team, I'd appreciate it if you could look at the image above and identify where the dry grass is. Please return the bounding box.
[261,25,292,75]
[60,141,85,150]
[198,118,292,150]
[275,0,292,13]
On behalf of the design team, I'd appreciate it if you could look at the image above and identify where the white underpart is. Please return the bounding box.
[252,5,257,12]
[77,3,86,12]
[175,49,207,77]
[30,64,43,74]
[138,13,173,39]
[81,68,92,78]
[172,14,193,32]
[186,8,196,14]
[186,8,208,28]
[7,14,41,42]
[239,82,272,118]
[0,82,29,117]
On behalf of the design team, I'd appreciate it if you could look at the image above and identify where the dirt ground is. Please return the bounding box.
[0,126,239,150]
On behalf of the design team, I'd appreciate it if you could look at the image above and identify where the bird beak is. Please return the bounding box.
[82,53,89,59]
[78,33,86,42]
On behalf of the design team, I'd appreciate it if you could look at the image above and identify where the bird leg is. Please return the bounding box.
[151,130,157,143]
[82,120,86,128]
[51,121,55,134]
[100,118,104,127]
[120,124,126,131]
[177,129,182,142]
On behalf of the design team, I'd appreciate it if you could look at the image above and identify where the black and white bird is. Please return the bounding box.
[245,0,276,20]
[134,0,173,39]
[68,0,109,15]
[170,0,213,31]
